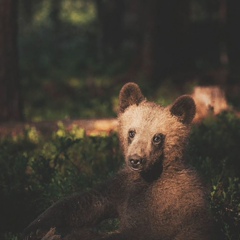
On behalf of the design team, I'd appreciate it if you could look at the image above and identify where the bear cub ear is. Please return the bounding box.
[170,95,196,124]
[119,82,145,113]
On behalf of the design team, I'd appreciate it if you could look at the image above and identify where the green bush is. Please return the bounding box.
[0,126,122,240]
[189,112,240,239]
[1,112,240,239]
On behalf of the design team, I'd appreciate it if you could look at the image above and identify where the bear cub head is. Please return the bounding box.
[118,82,196,180]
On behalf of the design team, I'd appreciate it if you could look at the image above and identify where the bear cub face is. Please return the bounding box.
[118,83,196,179]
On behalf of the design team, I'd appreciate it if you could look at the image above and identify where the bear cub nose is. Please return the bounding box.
[129,156,145,170]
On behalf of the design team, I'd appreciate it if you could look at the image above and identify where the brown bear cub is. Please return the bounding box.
[24,83,220,240]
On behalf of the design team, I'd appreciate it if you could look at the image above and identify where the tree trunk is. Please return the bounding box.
[20,0,33,23]
[152,0,191,85]
[226,0,240,80]
[123,0,191,87]
[50,0,62,33]
[0,0,22,121]
[95,0,125,62]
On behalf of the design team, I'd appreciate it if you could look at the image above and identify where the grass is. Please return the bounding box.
[1,112,240,239]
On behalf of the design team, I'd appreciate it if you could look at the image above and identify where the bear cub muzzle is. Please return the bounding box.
[128,154,146,171]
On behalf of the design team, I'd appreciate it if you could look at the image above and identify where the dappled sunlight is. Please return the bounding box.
[192,86,229,122]
[91,119,118,135]
[33,1,51,25]
[0,119,118,139]
[32,0,96,26]
[65,119,118,136]
[61,1,96,25]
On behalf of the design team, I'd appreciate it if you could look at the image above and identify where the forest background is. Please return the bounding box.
[0,0,240,239]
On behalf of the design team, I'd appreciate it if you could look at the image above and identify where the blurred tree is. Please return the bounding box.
[95,0,125,62]
[0,0,23,121]
[226,0,240,78]
[122,0,191,86]
[50,0,62,32]
[20,0,33,23]
[146,0,191,85]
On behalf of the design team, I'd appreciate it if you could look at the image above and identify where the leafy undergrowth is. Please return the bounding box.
[1,112,240,239]
[0,126,122,240]
[189,112,240,239]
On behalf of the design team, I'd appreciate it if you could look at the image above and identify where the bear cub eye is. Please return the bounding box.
[152,133,165,145]
[128,129,136,139]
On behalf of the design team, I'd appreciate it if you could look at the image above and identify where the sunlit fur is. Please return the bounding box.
[119,101,191,169]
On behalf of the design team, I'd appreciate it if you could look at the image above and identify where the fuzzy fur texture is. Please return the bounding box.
[23,82,221,240]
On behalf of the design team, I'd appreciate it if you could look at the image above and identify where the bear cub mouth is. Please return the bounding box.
[128,155,146,171]
[128,155,163,182]
[128,155,162,182]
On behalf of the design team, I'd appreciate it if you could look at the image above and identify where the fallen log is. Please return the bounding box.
[0,86,235,138]
[0,118,118,138]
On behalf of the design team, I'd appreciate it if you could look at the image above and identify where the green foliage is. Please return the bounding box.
[61,1,96,25]
[0,126,122,239]
[189,112,240,239]
[18,0,128,121]
[1,112,240,239]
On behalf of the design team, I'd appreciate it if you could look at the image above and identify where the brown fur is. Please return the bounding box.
[23,83,221,240]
